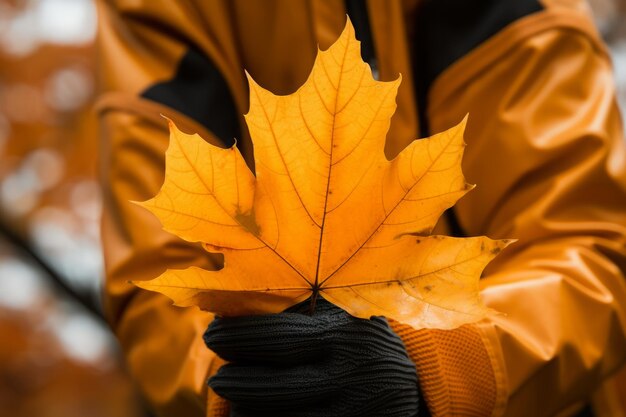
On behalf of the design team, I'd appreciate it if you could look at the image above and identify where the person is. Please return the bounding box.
[95,0,626,416]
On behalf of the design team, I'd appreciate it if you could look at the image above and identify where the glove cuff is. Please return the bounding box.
[389,320,505,417]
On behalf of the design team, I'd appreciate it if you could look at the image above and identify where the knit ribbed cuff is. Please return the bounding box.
[389,320,505,417]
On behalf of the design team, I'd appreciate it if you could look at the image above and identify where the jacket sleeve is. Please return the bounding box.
[96,1,242,415]
[418,3,626,416]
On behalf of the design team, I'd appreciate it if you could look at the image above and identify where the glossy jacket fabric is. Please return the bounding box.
[96,0,626,416]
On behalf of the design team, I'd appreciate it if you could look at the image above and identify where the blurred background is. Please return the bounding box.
[0,0,144,416]
[0,1,624,416]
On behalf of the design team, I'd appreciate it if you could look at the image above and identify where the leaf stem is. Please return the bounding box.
[309,286,320,315]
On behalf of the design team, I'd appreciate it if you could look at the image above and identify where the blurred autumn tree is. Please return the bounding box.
[0,0,144,416]
[0,0,624,416]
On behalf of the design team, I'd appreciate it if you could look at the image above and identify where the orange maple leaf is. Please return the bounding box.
[133,19,510,330]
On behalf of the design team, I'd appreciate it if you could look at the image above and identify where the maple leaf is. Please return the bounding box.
[133,19,511,330]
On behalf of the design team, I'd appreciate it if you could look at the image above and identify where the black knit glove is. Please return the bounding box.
[204,298,419,417]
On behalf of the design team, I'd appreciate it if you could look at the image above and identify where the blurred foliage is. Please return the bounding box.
[0,297,142,417]
[0,0,144,416]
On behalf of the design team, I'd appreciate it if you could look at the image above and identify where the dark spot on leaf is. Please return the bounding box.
[235,209,261,235]
[410,228,431,237]
[424,285,432,292]
[480,241,485,251]
[491,247,501,255]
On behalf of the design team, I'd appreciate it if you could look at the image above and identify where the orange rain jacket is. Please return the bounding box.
[96,0,626,416]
